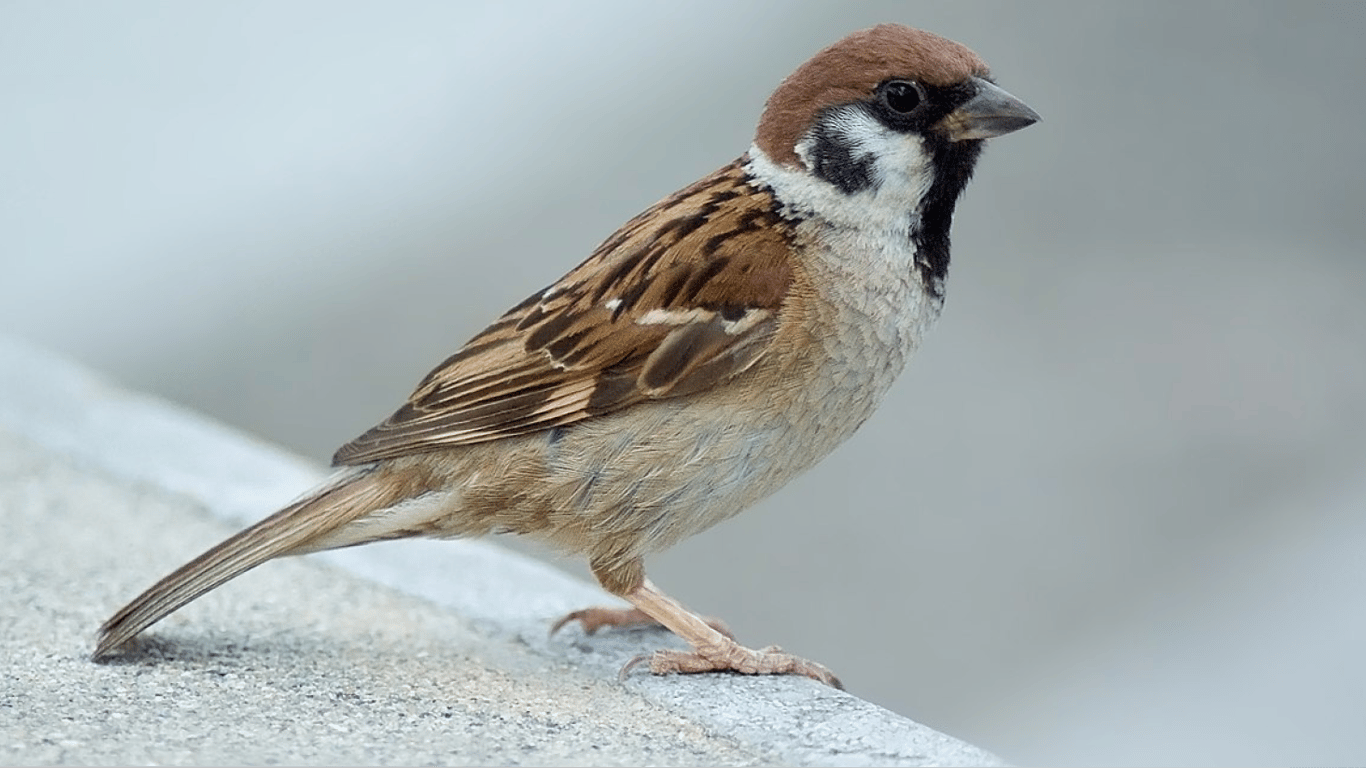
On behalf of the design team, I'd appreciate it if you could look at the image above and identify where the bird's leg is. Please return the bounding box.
[594,574,840,689]
[553,558,839,687]
[552,554,733,639]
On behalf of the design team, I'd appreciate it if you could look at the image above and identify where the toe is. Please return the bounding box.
[550,606,658,637]
[621,642,842,689]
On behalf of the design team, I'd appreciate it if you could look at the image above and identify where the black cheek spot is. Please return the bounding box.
[808,122,875,194]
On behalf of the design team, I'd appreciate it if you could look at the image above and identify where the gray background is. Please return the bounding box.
[3,2,1363,765]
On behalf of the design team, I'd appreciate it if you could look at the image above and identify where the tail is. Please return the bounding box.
[93,465,416,659]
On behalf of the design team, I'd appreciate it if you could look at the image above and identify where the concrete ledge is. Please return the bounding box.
[0,336,1002,766]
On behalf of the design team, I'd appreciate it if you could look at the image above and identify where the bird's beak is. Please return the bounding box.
[938,77,1040,141]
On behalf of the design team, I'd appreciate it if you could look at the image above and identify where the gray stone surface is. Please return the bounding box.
[0,337,1002,766]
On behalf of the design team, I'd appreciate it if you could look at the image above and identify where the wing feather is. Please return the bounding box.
[332,159,795,465]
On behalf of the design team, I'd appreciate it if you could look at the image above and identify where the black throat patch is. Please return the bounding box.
[911,136,983,301]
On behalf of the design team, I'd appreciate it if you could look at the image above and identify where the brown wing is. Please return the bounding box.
[331,159,795,466]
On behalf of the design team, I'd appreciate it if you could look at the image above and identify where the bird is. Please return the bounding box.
[93,23,1038,688]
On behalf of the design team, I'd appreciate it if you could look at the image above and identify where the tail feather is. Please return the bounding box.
[93,467,404,659]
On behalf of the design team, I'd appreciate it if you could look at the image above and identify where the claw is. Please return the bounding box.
[618,653,651,682]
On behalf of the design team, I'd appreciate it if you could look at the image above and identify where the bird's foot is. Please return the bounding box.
[551,607,732,639]
[621,640,842,689]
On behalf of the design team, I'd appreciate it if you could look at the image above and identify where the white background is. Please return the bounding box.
[4,2,1364,764]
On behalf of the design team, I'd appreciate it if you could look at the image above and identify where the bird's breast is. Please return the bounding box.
[779,229,942,458]
[453,230,944,560]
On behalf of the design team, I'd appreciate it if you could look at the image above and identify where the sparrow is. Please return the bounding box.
[93,24,1038,688]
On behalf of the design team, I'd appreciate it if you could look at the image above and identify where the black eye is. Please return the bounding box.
[880,80,923,114]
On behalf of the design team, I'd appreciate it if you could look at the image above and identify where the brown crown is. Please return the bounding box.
[754,24,989,166]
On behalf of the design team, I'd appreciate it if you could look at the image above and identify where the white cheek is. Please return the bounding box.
[757,109,936,239]
[827,108,935,214]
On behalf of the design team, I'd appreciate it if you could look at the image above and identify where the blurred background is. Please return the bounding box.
[4,1,1364,764]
